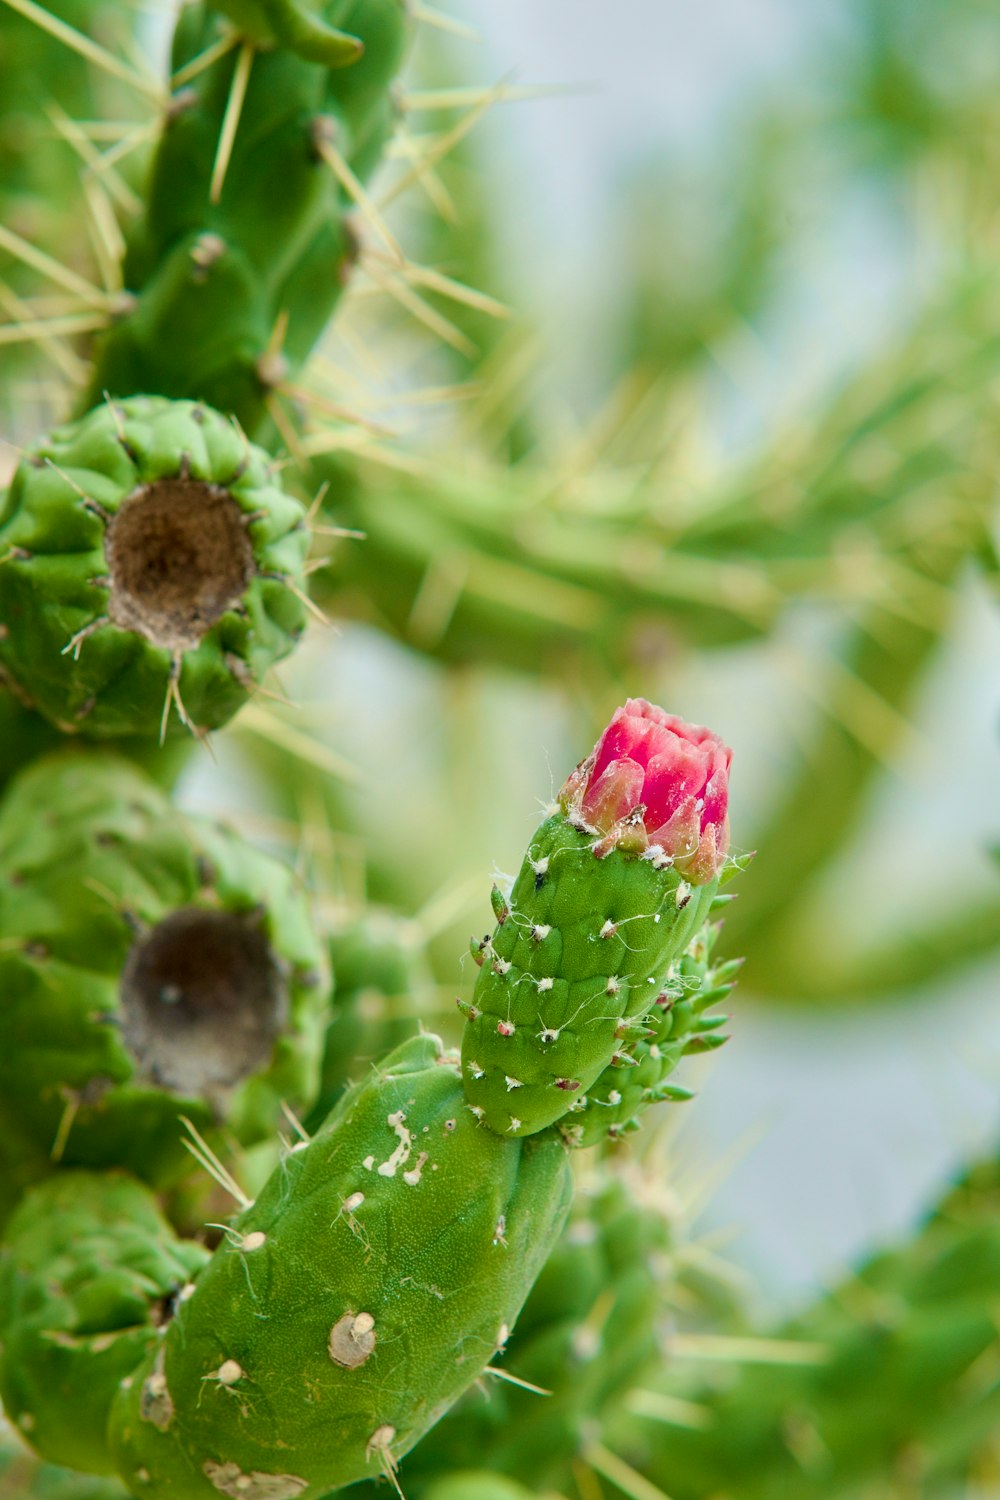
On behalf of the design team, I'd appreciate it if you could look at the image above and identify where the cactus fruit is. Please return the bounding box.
[0,1172,209,1475]
[460,701,734,1138]
[108,1033,572,1498]
[0,751,326,1190]
[0,397,310,740]
[84,0,414,433]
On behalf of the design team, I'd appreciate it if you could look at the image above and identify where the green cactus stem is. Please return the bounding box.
[0,1172,209,1475]
[396,1176,678,1496]
[0,750,327,1192]
[460,702,735,1138]
[611,1156,1000,1500]
[0,1424,130,1500]
[108,1033,572,1498]
[0,396,310,740]
[82,0,413,433]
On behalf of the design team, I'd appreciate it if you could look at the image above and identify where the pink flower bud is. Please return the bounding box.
[560,699,731,882]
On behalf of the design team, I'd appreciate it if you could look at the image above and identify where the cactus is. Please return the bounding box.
[610,1155,1000,1500]
[0,751,327,1193]
[396,1175,678,1496]
[459,700,734,1138]
[0,1171,209,1474]
[82,0,414,433]
[0,396,310,740]
[108,1033,573,1498]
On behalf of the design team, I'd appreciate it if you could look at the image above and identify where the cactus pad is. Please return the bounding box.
[0,397,310,739]
[0,1171,209,1474]
[108,1034,572,1498]
[0,751,327,1189]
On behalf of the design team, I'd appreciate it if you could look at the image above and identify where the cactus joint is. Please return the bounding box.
[105,480,255,651]
[120,906,286,1095]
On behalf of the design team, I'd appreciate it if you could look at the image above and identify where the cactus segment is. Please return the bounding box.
[0,397,310,739]
[0,1171,209,1474]
[563,918,738,1148]
[401,1178,674,1494]
[0,751,327,1189]
[108,1034,572,1499]
[460,702,736,1139]
[84,0,414,432]
[460,814,719,1137]
[0,1431,131,1500]
[213,1,363,65]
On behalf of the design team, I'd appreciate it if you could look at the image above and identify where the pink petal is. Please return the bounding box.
[581,757,646,831]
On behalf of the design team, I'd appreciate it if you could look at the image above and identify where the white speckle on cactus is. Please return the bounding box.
[377,1110,413,1178]
[539,1026,559,1043]
[507,1117,522,1133]
[203,1460,307,1499]
[530,855,549,878]
[365,1425,397,1464]
[467,1059,485,1078]
[493,957,512,975]
[505,1075,523,1092]
[493,1215,508,1245]
[403,1151,428,1186]
[214,1359,243,1386]
[444,1118,457,1131]
[599,919,617,940]
[608,1090,622,1105]
[497,1323,510,1350]
[606,975,621,995]
[329,1311,377,1368]
[343,1191,365,1212]
[139,1350,174,1430]
[531,924,551,943]
[536,976,554,992]
[497,1020,515,1037]
[240,1231,267,1252]
[641,844,674,870]
[675,880,692,909]
[467,1104,485,1120]
[362,1154,375,1170]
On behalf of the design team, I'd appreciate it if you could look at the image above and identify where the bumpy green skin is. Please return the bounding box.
[0,752,327,1191]
[0,685,193,797]
[84,1,413,433]
[0,1173,209,1475]
[305,907,435,1131]
[565,916,739,1147]
[0,397,309,739]
[616,1157,1000,1500]
[461,813,718,1137]
[109,1034,572,1499]
[398,1179,672,1495]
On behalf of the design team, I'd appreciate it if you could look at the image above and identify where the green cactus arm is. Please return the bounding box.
[0,750,328,1196]
[213,0,362,65]
[312,271,1000,675]
[81,0,413,432]
[0,1427,130,1500]
[0,396,310,740]
[0,1171,209,1475]
[604,1157,1000,1500]
[107,1033,573,1499]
